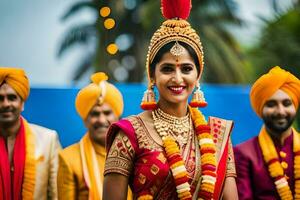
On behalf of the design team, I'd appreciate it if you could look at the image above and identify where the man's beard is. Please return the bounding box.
[262,114,296,134]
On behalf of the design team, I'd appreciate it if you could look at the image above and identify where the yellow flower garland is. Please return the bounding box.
[258,127,300,200]
[137,107,217,200]
[190,107,217,200]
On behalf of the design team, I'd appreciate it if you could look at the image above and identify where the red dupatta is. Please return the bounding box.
[0,118,26,200]
[213,136,230,199]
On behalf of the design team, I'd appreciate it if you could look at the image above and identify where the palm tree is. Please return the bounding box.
[247,0,300,127]
[58,0,250,83]
[248,0,300,77]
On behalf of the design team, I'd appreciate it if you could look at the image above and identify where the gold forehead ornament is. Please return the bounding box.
[170,41,185,57]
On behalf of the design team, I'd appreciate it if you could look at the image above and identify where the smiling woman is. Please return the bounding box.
[153,44,198,112]
[102,0,238,199]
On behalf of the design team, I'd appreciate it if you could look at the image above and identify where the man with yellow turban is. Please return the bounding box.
[0,67,61,200]
[234,66,300,199]
[57,72,131,199]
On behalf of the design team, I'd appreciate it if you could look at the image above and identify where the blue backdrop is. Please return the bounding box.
[22,84,262,147]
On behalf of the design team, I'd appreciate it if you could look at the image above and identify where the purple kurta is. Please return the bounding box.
[234,133,294,200]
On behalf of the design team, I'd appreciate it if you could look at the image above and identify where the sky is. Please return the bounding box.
[0,0,294,87]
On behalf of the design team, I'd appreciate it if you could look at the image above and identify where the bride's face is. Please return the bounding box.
[153,47,198,106]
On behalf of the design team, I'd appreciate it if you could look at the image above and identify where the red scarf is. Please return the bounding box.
[0,118,26,200]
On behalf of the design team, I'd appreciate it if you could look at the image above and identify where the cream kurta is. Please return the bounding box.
[29,123,61,200]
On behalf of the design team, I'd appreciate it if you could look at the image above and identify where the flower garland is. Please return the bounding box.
[258,127,300,200]
[163,136,193,199]
[137,107,217,200]
[190,107,217,200]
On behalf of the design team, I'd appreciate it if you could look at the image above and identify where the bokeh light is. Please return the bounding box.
[100,6,111,17]
[107,43,118,55]
[122,55,136,70]
[115,34,134,51]
[114,66,128,82]
[104,18,115,29]
[124,0,137,10]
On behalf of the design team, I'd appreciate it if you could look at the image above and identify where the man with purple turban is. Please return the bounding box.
[234,66,300,199]
[0,67,61,200]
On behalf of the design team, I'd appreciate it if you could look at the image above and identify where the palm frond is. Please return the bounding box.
[61,1,98,21]
[202,25,248,83]
[57,24,97,57]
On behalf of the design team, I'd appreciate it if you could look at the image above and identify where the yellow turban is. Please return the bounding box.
[250,66,300,117]
[0,67,30,100]
[75,72,124,119]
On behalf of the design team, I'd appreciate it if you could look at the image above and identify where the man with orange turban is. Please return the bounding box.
[57,72,131,199]
[234,66,300,199]
[0,67,61,200]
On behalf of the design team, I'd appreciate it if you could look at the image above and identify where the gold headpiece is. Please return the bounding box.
[141,0,206,110]
[145,0,204,87]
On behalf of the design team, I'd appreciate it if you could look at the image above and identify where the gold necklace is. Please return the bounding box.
[143,107,217,200]
[152,108,192,147]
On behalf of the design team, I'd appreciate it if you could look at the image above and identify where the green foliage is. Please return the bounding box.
[248,4,300,79]
[247,2,300,128]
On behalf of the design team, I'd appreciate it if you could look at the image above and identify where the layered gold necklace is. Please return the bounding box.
[152,108,192,147]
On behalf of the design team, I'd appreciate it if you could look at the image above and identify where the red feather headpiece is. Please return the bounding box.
[161,0,192,20]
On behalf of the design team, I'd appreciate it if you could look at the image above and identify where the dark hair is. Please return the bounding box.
[149,41,200,78]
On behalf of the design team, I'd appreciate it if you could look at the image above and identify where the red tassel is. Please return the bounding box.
[140,102,157,110]
[161,0,192,20]
[189,101,207,108]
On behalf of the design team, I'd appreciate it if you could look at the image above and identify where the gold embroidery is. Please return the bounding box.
[210,117,236,177]
[138,173,146,185]
[150,185,158,195]
[150,164,159,175]
[226,139,236,176]
[104,132,135,177]
[157,152,167,164]
[104,158,133,177]
[128,116,162,151]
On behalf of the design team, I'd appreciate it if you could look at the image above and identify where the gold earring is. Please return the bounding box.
[189,82,207,108]
[140,82,157,110]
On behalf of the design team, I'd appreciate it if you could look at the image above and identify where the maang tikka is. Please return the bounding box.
[170,41,185,57]
[189,82,207,108]
[140,82,157,110]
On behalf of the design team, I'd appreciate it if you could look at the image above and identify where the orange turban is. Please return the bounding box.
[0,67,30,100]
[250,66,300,117]
[75,72,124,119]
